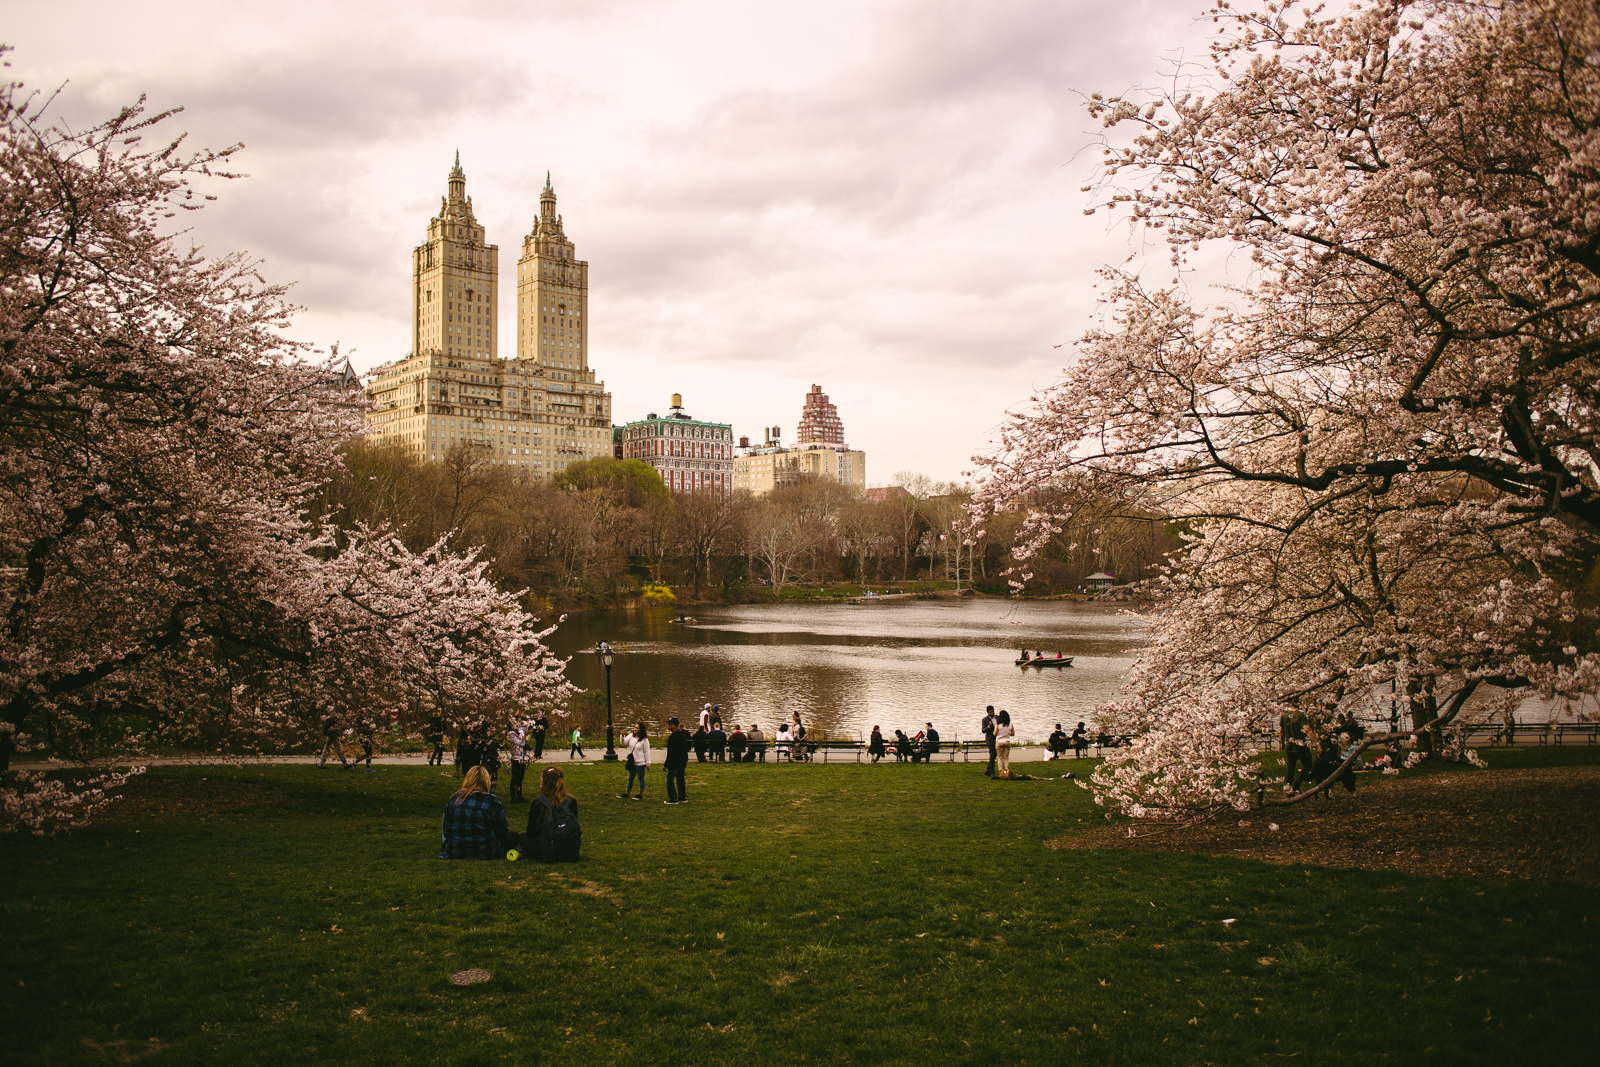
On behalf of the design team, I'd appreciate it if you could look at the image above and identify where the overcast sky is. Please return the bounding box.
[6,0,1216,483]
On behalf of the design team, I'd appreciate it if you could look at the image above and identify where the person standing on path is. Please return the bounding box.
[508,720,530,803]
[620,722,650,800]
[569,725,585,760]
[699,704,712,732]
[1283,712,1313,788]
[426,715,445,767]
[994,710,1015,777]
[531,712,549,761]
[663,717,692,804]
[982,706,998,778]
[319,712,352,770]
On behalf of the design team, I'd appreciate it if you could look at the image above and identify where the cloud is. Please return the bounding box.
[8,0,1218,480]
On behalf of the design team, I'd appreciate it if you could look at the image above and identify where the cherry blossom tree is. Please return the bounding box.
[974,0,1600,817]
[0,71,571,832]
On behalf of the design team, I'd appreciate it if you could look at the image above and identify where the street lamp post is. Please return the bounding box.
[596,645,618,761]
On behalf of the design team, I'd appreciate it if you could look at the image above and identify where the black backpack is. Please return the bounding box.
[539,797,580,847]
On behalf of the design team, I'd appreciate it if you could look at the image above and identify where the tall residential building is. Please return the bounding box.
[364,159,613,475]
[619,395,735,497]
[796,384,846,447]
[732,384,866,497]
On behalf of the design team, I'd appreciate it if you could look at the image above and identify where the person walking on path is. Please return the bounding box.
[531,712,549,761]
[358,722,376,773]
[508,720,531,803]
[663,717,692,804]
[982,706,998,778]
[994,710,1015,776]
[569,725,585,760]
[620,722,650,800]
[319,712,352,770]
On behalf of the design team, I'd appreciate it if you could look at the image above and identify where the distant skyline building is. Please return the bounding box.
[733,383,866,497]
[796,384,847,448]
[619,394,734,496]
[363,158,612,475]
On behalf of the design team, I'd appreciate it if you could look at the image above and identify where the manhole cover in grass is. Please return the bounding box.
[448,969,493,986]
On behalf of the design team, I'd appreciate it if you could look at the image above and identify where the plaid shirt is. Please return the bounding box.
[438,791,509,860]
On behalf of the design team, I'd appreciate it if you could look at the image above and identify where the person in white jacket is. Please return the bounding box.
[994,710,1016,776]
[619,722,650,800]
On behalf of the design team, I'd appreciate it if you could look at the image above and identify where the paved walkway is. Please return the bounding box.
[14,746,1075,771]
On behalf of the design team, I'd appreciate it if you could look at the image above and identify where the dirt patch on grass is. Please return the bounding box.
[98,778,289,822]
[1051,767,1600,886]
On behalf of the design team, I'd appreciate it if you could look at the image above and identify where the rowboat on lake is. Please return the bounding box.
[1016,654,1073,667]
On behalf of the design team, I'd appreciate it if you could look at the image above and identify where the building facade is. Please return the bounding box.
[364,159,613,475]
[732,384,866,497]
[619,395,735,496]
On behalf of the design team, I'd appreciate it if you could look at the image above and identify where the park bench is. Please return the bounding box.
[1557,723,1599,745]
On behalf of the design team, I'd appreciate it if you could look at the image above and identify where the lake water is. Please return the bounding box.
[547,598,1147,744]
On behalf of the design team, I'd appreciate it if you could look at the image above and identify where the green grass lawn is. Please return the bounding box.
[2,754,1595,1065]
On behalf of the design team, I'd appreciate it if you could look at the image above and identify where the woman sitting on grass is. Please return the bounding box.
[439,766,517,860]
[527,765,582,863]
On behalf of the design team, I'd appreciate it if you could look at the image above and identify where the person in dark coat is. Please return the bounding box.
[530,712,549,760]
[728,725,747,763]
[709,723,727,762]
[692,725,709,763]
[982,706,998,777]
[1283,713,1314,788]
[478,730,502,793]
[453,728,475,779]
[426,715,446,767]
[1047,724,1067,760]
[893,730,912,762]
[1311,737,1356,797]
[1070,722,1089,757]
[663,717,693,804]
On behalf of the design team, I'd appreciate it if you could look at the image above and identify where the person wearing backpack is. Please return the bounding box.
[525,765,581,862]
[619,722,650,800]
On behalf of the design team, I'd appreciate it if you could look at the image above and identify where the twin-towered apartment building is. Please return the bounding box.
[363,158,864,497]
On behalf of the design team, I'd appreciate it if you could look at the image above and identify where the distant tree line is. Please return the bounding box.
[323,443,1185,609]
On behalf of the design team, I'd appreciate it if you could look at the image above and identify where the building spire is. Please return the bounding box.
[448,152,466,205]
